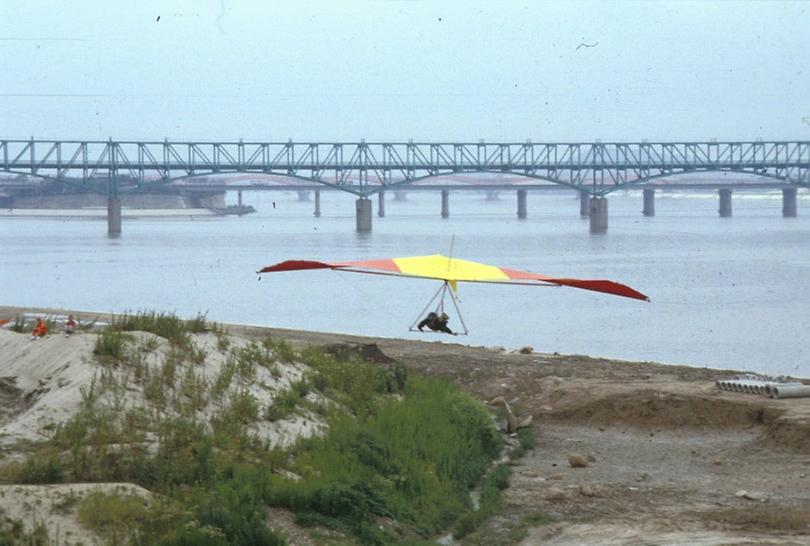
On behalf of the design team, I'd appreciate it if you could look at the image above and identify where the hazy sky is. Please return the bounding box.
[2,0,808,142]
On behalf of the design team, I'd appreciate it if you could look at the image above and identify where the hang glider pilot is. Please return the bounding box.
[418,312,456,335]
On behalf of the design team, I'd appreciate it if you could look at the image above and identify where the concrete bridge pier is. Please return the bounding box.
[642,188,655,217]
[589,197,608,233]
[237,190,243,208]
[783,187,797,217]
[107,197,122,236]
[441,190,450,218]
[378,191,386,217]
[580,191,590,217]
[356,198,372,232]
[517,190,527,219]
[718,189,732,217]
[314,190,321,217]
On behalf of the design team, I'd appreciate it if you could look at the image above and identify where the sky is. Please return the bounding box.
[1,0,808,142]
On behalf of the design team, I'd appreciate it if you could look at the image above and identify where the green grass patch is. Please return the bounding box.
[298,345,398,419]
[454,464,511,539]
[77,491,151,541]
[461,510,555,546]
[508,426,536,461]
[269,373,501,541]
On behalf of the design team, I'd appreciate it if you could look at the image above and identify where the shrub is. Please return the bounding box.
[298,347,388,418]
[77,491,149,539]
[226,391,260,424]
[13,452,63,484]
[509,427,536,461]
[291,378,310,398]
[191,471,286,546]
[263,337,296,363]
[111,311,191,348]
[265,388,299,422]
[9,315,28,333]
[517,426,535,451]
[189,343,208,365]
[187,312,210,334]
[93,330,132,363]
[211,360,237,402]
[0,517,50,545]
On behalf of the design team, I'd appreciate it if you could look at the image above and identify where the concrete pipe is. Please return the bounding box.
[740,380,764,393]
[771,384,810,399]
[750,381,768,394]
[734,381,751,392]
[763,383,794,396]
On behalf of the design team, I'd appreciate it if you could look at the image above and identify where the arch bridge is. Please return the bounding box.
[1,139,808,233]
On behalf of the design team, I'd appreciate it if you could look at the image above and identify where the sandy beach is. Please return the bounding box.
[1,305,809,545]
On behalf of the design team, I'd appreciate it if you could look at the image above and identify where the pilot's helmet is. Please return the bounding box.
[440,313,449,321]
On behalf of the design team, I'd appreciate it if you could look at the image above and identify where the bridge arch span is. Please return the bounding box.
[167,170,366,196]
[604,168,805,194]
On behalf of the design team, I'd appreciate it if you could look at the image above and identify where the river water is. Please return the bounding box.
[1,188,808,377]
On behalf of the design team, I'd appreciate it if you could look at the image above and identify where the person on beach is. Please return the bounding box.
[64,315,78,336]
[417,312,456,335]
[31,318,48,340]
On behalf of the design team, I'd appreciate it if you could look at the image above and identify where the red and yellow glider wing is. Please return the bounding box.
[258,254,649,301]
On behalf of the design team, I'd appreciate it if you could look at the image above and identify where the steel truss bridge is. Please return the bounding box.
[1,139,809,197]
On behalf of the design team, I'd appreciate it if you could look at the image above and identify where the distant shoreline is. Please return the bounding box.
[3,303,807,380]
[0,208,217,219]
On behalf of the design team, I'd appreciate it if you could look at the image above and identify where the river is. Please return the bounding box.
[1,188,808,377]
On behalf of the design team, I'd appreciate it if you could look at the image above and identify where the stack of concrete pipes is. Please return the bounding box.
[716,374,810,399]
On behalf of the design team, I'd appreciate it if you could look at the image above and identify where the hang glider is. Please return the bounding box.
[257,254,650,302]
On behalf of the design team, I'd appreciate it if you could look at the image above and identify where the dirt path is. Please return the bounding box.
[2,305,809,544]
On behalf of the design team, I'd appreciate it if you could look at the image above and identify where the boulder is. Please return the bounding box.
[579,484,605,497]
[568,454,589,468]
[544,486,567,502]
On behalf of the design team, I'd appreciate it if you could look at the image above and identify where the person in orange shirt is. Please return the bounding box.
[31,318,48,340]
